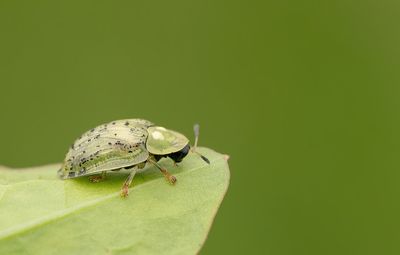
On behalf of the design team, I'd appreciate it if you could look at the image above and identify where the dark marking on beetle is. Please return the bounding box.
[114,141,125,147]
[83,150,86,153]
[95,134,100,139]
[91,128,95,132]
[96,145,100,148]
[125,121,129,126]
[114,133,117,136]
[68,172,76,178]
[88,139,91,142]
[70,144,75,150]
[108,142,112,145]
[112,122,116,125]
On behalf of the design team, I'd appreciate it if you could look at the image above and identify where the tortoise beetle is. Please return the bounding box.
[58,119,209,197]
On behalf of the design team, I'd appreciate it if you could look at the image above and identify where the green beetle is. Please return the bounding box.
[58,119,209,197]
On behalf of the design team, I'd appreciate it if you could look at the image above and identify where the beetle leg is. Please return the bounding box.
[120,169,137,197]
[89,171,107,182]
[148,159,177,184]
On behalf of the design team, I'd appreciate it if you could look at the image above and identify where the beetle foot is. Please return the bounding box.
[89,175,105,183]
[89,172,106,183]
[168,175,177,185]
[120,185,129,198]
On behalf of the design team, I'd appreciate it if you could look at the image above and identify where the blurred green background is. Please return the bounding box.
[1,0,400,254]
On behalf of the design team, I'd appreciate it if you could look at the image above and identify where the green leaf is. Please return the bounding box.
[0,148,229,255]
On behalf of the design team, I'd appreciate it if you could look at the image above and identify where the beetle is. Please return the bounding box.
[58,119,209,197]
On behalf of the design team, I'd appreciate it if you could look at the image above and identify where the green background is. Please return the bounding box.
[1,1,400,254]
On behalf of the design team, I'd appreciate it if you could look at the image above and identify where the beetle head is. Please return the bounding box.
[146,125,210,164]
[146,126,189,156]
[167,144,190,163]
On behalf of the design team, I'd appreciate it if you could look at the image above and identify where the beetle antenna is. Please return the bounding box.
[192,123,210,164]
[193,123,200,152]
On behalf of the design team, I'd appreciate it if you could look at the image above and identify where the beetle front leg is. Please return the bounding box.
[148,159,177,184]
[120,169,137,197]
[89,171,107,182]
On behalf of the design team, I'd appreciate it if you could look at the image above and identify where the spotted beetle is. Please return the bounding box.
[58,119,209,197]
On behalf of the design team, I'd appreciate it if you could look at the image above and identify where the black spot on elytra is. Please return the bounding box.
[114,141,124,147]
[112,122,116,125]
[108,142,112,145]
[91,128,95,132]
[68,172,76,177]
[114,133,117,136]
[125,121,129,126]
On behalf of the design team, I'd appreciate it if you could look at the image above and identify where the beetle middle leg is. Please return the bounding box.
[89,171,107,182]
[148,159,177,184]
[120,169,137,197]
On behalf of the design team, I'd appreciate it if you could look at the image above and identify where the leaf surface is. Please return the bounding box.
[0,148,229,255]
